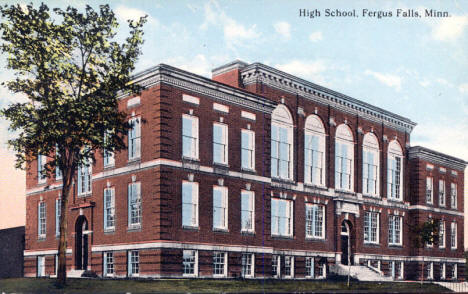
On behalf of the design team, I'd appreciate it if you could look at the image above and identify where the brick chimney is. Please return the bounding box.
[212,60,248,89]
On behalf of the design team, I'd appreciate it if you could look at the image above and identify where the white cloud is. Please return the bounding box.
[419,80,430,87]
[431,15,468,41]
[309,31,323,42]
[364,70,402,91]
[436,78,454,88]
[275,59,329,85]
[459,83,468,94]
[165,54,214,77]
[115,5,156,25]
[200,0,260,50]
[274,21,291,39]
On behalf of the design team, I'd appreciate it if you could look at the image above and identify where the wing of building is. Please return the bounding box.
[24,60,466,281]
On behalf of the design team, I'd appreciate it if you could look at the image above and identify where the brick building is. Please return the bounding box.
[23,60,466,280]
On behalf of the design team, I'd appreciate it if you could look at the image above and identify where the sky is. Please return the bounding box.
[0,0,467,244]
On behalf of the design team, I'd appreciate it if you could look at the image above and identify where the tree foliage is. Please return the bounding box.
[411,218,440,248]
[0,3,146,285]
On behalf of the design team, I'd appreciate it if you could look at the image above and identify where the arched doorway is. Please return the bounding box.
[75,216,88,270]
[341,220,353,265]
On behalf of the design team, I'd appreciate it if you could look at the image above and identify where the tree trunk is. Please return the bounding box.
[56,159,75,287]
[347,234,351,288]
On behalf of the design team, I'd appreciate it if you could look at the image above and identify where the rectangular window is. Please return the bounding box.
[241,190,255,232]
[183,250,198,277]
[213,252,227,277]
[213,186,228,230]
[390,261,403,279]
[213,123,228,165]
[316,261,326,278]
[441,263,446,280]
[241,253,254,278]
[128,182,141,227]
[271,198,293,237]
[38,202,46,238]
[37,154,46,184]
[305,257,314,278]
[128,251,139,276]
[241,129,255,170]
[364,211,379,244]
[305,133,324,186]
[271,124,292,180]
[426,177,433,204]
[450,183,457,208]
[272,255,280,277]
[426,262,433,280]
[128,117,141,160]
[182,115,199,159]
[305,204,325,239]
[104,252,114,277]
[387,156,402,200]
[439,221,445,248]
[439,180,446,206]
[362,149,378,195]
[104,188,115,231]
[451,222,457,249]
[182,181,199,228]
[284,256,294,278]
[55,199,61,236]
[335,142,352,191]
[452,264,457,280]
[388,215,402,245]
[103,131,115,167]
[37,256,45,277]
[77,162,92,195]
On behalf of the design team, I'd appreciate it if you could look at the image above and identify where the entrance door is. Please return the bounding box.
[341,220,353,265]
[75,216,88,270]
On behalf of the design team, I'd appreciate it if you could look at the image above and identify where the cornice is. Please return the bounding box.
[408,146,466,171]
[212,59,248,76]
[118,64,277,113]
[241,64,417,133]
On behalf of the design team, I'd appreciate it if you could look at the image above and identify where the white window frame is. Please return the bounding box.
[213,122,228,165]
[103,251,114,277]
[284,256,294,278]
[364,211,379,244]
[451,222,457,249]
[55,198,61,237]
[241,129,255,171]
[335,124,354,192]
[128,182,142,228]
[271,198,294,237]
[182,114,199,160]
[305,204,325,239]
[452,264,458,280]
[241,190,255,233]
[426,177,433,204]
[387,140,403,201]
[128,117,141,161]
[316,260,327,279]
[388,215,402,246]
[305,257,314,278]
[37,255,45,277]
[77,161,92,196]
[38,201,46,238]
[213,251,227,277]
[213,186,228,231]
[304,115,326,187]
[439,221,445,248]
[37,154,47,184]
[182,181,199,228]
[390,261,403,279]
[450,183,457,209]
[182,250,198,277]
[128,250,139,277]
[441,263,446,280]
[271,105,294,181]
[439,180,446,207]
[241,253,255,278]
[104,187,115,231]
[426,262,433,280]
[362,133,379,196]
[272,255,280,278]
[103,131,115,167]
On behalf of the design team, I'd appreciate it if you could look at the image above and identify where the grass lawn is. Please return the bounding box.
[0,278,451,293]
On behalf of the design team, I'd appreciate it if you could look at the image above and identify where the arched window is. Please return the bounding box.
[362,133,379,196]
[387,140,403,201]
[335,124,354,191]
[271,105,293,180]
[304,115,326,186]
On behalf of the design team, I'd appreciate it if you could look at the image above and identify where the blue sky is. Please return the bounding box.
[0,1,467,231]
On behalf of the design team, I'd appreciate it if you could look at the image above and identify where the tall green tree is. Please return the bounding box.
[0,3,146,286]
[411,218,440,283]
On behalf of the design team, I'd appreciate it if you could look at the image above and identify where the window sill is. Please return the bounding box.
[241,167,256,174]
[362,193,380,198]
[304,183,327,190]
[213,274,227,278]
[129,274,139,278]
[213,228,229,233]
[305,236,326,241]
[103,164,115,170]
[213,162,229,168]
[127,225,141,232]
[182,156,200,162]
[241,230,255,235]
[271,235,294,240]
[388,244,403,248]
[77,192,92,198]
[271,177,295,184]
[387,198,403,203]
[182,225,199,231]
[38,235,46,241]
[128,158,141,164]
[104,274,115,278]
[364,242,380,247]
[335,189,355,194]
[183,274,198,278]
[104,228,115,234]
